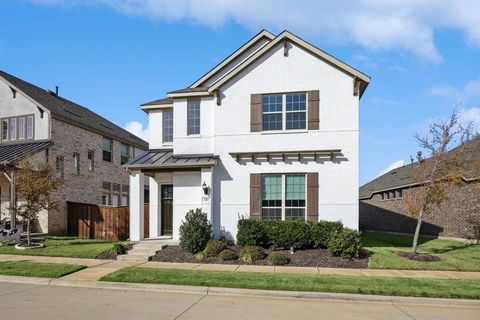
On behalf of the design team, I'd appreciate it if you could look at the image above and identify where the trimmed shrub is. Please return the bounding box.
[237,219,268,247]
[267,251,290,266]
[203,240,227,257]
[264,218,312,249]
[109,243,126,256]
[240,245,264,265]
[310,221,344,248]
[179,208,212,254]
[328,228,362,259]
[195,252,205,261]
[218,249,239,261]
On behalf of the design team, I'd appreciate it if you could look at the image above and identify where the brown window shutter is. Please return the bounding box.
[306,172,319,221]
[308,90,320,130]
[250,173,261,219]
[250,94,262,132]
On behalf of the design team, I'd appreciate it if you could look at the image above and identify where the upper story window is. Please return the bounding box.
[9,118,16,140]
[87,150,94,171]
[261,174,306,220]
[1,114,34,142]
[102,137,113,162]
[262,92,307,131]
[187,100,200,135]
[73,152,80,175]
[18,117,25,140]
[55,156,64,178]
[120,144,130,165]
[163,110,173,143]
[2,120,8,141]
[26,115,34,139]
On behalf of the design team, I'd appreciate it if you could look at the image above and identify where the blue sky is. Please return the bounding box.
[1,1,479,185]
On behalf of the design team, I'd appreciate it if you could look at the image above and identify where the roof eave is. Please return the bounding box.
[167,91,212,98]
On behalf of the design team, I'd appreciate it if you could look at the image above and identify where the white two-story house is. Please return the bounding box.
[126,30,370,242]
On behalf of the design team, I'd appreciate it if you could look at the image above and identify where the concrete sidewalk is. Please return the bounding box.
[2,254,480,281]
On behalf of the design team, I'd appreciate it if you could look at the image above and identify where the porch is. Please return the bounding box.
[125,149,218,241]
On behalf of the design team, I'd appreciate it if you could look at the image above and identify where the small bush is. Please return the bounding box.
[179,208,212,254]
[195,252,205,261]
[218,249,239,261]
[328,228,362,259]
[267,251,290,266]
[310,221,344,248]
[240,245,264,265]
[203,240,227,257]
[109,243,126,256]
[237,219,268,247]
[264,219,312,249]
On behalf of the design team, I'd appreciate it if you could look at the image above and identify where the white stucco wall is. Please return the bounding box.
[146,40,361,241]
[0,79,50,141]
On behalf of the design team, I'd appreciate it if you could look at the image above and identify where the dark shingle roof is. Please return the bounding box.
[0,140,53,166]
[140,97,173,107]
[360,137,480,199]
[125,149,218,169]
[167,87,209,94]
[0,71,148,150]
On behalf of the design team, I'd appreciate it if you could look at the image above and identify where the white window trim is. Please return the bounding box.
[162,109,174,145]
[262,92,308,133]
[261,174,307,220]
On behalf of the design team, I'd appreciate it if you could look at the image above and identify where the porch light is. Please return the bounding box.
[202,182,209,195]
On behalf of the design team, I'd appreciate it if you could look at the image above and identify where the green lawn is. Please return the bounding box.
[101,267,480,299]
[0,261,86,278]
[0,237,122,259]
[362,232,480,271]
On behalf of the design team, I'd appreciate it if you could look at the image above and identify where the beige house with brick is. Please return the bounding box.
[0,70,148,235]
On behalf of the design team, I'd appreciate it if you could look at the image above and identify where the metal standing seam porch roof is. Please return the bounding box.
[125,149,218,170]
[0,140,53,166]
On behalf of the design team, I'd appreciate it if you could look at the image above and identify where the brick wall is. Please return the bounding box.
[359,180,480,238]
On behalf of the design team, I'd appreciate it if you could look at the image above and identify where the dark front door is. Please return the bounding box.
[161,185,173,236]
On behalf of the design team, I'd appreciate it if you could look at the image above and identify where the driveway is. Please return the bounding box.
[1,282,479,320]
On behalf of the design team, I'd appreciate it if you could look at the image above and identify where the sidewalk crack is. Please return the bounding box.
[173,292,208,320]
[391,299,417,320]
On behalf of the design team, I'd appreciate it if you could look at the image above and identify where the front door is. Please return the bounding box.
[161,185,173,236]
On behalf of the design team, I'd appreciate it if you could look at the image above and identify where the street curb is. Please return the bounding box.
[1,276,479,307]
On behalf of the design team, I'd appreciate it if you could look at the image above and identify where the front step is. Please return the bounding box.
[117,241,167,262]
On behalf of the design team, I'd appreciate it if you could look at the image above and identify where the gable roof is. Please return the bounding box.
[190,29,275,88]
[0,71,148,150]
[208,30,370,96]
[360,137,480,199]
[140,29,370,107]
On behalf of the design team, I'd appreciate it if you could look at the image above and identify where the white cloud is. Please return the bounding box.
[377,159,406,177]
[124,120,149,142]
[30,0,480,62]
[430,79,480,103]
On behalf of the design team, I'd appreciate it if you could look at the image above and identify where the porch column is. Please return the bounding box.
[129,170,144,241]
[3,169,16,230]
[149,176,160,239]
[201,167,215,236]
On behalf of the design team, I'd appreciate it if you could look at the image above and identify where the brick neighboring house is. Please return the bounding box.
[359,138,480,239]
[0,70,148,235]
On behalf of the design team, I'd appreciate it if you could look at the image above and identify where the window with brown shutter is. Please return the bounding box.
[306,172,319,221]
[250,173,261,219]
[250,94,262,132]
[307,90,320,130]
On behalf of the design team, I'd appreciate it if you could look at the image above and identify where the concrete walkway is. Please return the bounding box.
[2,254,480,281]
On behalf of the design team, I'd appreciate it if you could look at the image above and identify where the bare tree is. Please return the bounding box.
[12,161,62,246]
[407,111,473,254]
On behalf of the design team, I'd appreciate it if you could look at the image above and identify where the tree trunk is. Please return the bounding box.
[412,207,424,254]
[27,219,31,247]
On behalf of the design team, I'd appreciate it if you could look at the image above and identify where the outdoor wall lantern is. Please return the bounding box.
[202,182,209,195]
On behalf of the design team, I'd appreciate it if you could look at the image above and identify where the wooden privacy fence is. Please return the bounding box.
[67,202,149,241]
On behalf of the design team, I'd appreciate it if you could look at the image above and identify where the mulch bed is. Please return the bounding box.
[151,245,368,268]
[397,251,441,262]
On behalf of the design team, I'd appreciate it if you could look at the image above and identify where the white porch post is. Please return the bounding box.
[129,170,144,241]
[201,167,215,236]
[149,176,160,239]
